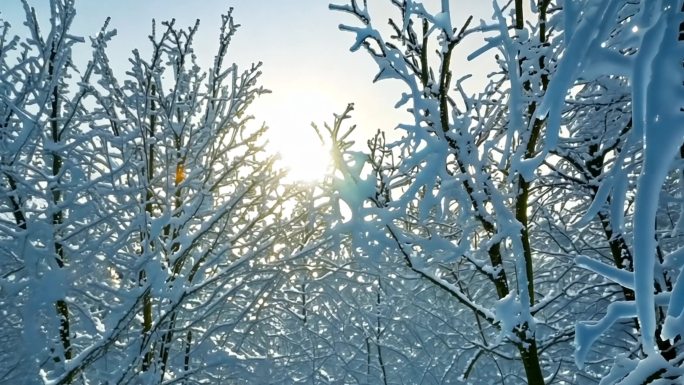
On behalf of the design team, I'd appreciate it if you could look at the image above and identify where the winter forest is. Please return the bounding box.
[2,0,684,384]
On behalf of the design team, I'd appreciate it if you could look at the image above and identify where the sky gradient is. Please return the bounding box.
[2,0,496,176]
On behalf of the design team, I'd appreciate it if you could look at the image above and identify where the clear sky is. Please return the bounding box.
[2,0,495,180]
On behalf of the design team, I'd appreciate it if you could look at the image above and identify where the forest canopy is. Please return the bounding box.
[1,1,684,384]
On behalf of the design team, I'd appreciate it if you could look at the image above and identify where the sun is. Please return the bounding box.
[272,133,331,183]
[258,88,337,183]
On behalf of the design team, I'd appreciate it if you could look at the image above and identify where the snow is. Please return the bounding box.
[495,293,524,342]
[631,1,682,355]
[575,301,636,369]
[575,255,634,290]
[4,0,684,384]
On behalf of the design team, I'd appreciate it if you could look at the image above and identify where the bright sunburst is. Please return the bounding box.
[274,135,331,183]
[260,88,335,183]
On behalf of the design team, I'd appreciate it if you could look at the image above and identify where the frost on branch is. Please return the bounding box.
[331,0,684,383]
[0,3,324,384]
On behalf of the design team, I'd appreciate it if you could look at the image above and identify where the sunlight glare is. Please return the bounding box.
[260,88,336,183]
[279,138,330,182]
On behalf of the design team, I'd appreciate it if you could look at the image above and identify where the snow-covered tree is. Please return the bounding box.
[5,0,684,384]
[326,0,684,383]
[328,1,567,383]
[560,1,684,382]
[0,1,121,381]
[330,0,684,383]
[0,2,327,384]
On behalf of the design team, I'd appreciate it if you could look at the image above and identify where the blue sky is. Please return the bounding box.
[2,0,495,177]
